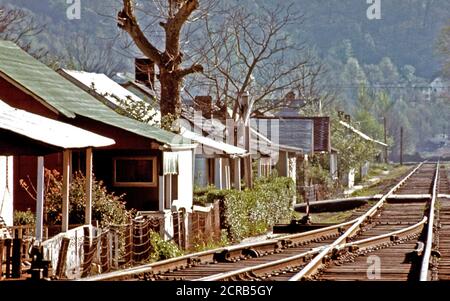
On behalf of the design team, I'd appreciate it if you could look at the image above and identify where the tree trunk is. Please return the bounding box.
[160,69,182,119]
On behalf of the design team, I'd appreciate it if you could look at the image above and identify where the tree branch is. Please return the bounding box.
[177,63,204,78]
[118,0,163,66]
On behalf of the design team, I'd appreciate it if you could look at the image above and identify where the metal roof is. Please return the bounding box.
[61,69,244,156]
[339,120,388,147]
[180,127,246,157]
[60,70,161,125]
[0,41,192,148]
[0,100,115,151]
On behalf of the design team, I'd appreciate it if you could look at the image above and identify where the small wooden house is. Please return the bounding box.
[0,99,115,238]
[0,41,197,240]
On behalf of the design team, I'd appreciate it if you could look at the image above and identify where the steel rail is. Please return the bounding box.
[196,217,428,282]
[420,161,440,281]
[289,162,427,281]
[80,217,362,281]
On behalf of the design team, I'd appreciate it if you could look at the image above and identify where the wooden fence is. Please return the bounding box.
[0,238,22,279]
[188,200,222,249]
[1,203,224,280]
[80,216,162,278]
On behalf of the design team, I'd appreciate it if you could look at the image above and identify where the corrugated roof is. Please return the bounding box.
[61,69,243,156]
[60,70,161,125]
[0,100,115,149]
[0,41,192,148]
[180,127,247,156]
[340,120,388,147]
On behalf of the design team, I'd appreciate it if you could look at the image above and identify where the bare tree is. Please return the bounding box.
[188,4,332,122]
[117,0,206,124]
[0,6,47,59]
[437,22,450,79]
[63,33,128,78]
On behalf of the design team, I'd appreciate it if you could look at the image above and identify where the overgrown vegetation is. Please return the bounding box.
[190,230,230,253]
[195,176,296,242]
[20,169,135,227]
[149,231,184,261]
[13,209,35,226]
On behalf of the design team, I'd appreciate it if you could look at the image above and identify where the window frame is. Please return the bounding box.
[113,156,157,188]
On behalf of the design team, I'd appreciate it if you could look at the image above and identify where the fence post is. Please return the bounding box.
[82,226,92,278]
[125,221,133,266]
[55,237,70,279]
[213,201,221,240]
[100,232,109,273]
[0,240,4,278]
[5,239,11,278]
[112,228,119,269]
[144,220,151,261]
[12,238,22,278]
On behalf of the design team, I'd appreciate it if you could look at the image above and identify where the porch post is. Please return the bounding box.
[223,159,231,190]
[85,148,93,225]
[159,176,165,211]
[233,158,241,191]
[214,158,223,189]
[62,150,71,232]
[35,156,45,242]
[277,151,289,177]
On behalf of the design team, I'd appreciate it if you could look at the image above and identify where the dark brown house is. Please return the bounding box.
[0,41,196,239]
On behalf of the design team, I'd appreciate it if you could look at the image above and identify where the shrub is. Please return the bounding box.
[20,169,135,228]
[149,231,183,261]
[13,209,35,226]
[203,176,296,242]
[190,230,230,252]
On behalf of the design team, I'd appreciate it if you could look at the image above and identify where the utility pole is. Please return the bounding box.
[239,92,253,189]
[384,117,388,164]
[400,127,404,166]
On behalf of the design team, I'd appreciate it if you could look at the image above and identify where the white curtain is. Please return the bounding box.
[163,152,179,175]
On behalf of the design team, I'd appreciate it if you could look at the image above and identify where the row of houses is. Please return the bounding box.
[0,40,386,246]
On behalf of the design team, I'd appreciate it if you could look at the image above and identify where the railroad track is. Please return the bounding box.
[196,162,439,281]
[80,162,442,282]
[289,162,442,281]
[435,164,450,281]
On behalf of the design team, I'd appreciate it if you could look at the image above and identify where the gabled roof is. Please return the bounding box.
[180,127,247,157]
[60,70,161,125]
[122,81,157,100]
[0,41,192,149]
[339,120,387,147]
[0,100,115,154]
[60,69,245,156]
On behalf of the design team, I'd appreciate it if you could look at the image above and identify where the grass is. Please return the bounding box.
[294,200,378,224]
[351,164,411,197]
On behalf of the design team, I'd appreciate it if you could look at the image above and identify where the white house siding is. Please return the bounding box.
[176,150,194,212]
[0,156,13,226]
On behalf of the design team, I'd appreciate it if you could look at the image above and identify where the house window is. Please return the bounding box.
[113,157,157,187]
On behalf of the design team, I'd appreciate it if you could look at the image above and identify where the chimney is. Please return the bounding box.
[194,96,213,119]
[135,58,155,89]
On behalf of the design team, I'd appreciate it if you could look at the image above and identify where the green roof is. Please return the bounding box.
[0,41,193,148]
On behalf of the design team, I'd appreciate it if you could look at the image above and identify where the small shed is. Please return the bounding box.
[0,100,115,240]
